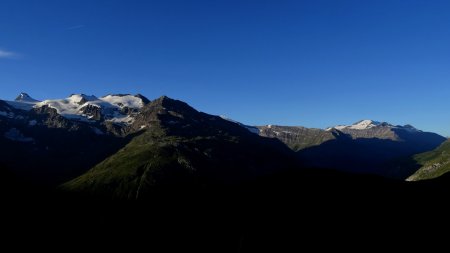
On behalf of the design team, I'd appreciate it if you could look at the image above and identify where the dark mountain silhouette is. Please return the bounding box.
[298,127,446,178]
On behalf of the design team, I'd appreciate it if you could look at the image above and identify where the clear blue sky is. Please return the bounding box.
[1,0,450,136]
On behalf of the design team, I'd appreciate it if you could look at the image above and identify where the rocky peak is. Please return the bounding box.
[134,94,150,105]
[401,124,419,132]
[340,120,382,130]
[150,96,194,112]
[15,92,39,102]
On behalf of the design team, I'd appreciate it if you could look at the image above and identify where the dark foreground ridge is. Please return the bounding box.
[1,94,450,250]
[3,167,450,251]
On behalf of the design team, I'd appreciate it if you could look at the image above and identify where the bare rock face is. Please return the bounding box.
[80,105,103,121]
[32,105,73,129]
[258,125,338,151]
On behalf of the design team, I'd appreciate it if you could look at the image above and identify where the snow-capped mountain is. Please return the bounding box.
[5,93,149,125]
[331,120,382,130]
[256,119,445,178]
[326,119,419,133]
[0,93,446,184]
[0,94,298,188]
[15,92,40,103]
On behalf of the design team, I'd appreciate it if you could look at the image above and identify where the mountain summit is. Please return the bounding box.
[14,92,39,102]
[331,120,382,130]
[258,119,445,178]
[62,95,297,198]
[326,119,419,132]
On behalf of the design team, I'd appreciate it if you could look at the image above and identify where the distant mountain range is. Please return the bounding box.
[258,120,445,178]
[0,93,447,198]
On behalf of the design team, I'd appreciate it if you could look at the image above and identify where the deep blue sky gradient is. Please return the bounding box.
[1,0,450,135]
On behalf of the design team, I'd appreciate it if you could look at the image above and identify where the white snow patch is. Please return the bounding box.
[68,94,98,104]
[327,120,420,132]
[100,95,144,109]
[32,94,145,124]
[348,120,381,130]
[328,120,381,131]
[36,99,79,117]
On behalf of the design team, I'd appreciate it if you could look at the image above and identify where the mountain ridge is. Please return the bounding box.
[257,120,446,178]
[0,93,447,189]
[62,96,298,199]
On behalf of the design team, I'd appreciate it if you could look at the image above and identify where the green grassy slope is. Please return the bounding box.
[407,140,450,181]
[62,96,298,199]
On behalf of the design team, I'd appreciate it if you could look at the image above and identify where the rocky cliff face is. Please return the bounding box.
[258,125,338,151]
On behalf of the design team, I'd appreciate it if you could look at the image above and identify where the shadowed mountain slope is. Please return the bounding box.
[62,96,299,199]
[258,120,446,178]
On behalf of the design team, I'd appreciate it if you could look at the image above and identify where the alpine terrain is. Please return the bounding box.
[0,92,447,198]
[0,93,297,196]
[258,120,446,178]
